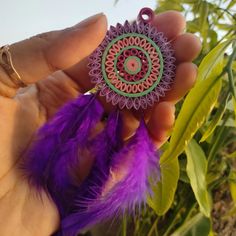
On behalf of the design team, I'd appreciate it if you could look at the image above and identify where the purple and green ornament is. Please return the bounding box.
[89,7,175,109]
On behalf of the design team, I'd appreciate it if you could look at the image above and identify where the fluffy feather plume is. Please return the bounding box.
[22,94,103,214]
[56,119,160,236]
[60,110,123,217]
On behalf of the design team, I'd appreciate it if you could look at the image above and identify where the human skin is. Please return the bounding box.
[0,12,201,236]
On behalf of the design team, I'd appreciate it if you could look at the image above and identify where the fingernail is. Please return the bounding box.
[73,13,105,29]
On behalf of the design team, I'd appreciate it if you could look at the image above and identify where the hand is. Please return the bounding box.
[0,11,201,236]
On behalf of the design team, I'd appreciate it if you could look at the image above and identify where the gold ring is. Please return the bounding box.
[0,45,27,87]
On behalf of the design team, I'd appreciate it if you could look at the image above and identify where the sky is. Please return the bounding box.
[0,0,156,45]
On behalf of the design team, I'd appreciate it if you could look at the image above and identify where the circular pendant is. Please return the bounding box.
[89,8,176,110]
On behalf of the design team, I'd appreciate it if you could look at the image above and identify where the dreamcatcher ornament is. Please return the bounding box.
[23,8,176,236]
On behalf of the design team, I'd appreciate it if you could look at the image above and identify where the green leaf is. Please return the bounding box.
[197,40,231,83]
[171,213,211,236]
[199,1,209,52]
[147,158,179,215]
[179,158,190,183]
[161,41,231,165]
[153,41,230,215]
[207,160,228,186]
[218,118,236,127]
[185,139,212,217]
[208,30,218,49]
[179,170,190,183]
[187,19,200,33]
[226,98,235,111]
[217,24,236,31]
[227,0,236,9]
[157,4,184,12]
[233,97,236,127]
[156,0,184,12]
[181,0,197,3]
[122,214,127,236]
[226,150,236,158]
[200,94,229,142]
[199,1,208,31]
[232,61,236,71]
[229,171,236,204]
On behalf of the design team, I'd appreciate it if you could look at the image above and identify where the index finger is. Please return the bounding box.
[0,14,107,91]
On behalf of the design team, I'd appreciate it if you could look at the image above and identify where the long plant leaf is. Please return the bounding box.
[149,41,231,215]
[171,213,210,236]
[200,94,229,142]
[161,41,231,165]
[185,139,211,217]
[147,158,179,215]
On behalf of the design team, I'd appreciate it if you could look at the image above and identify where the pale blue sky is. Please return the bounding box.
[0,0,156,44]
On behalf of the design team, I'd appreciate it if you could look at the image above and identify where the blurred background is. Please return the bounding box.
[1,0,236,236]
[0,0,156,44]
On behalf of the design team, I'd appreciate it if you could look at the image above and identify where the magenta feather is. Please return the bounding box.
[62,111,123,215]
[22,94,104,214]
[56,119,160,236]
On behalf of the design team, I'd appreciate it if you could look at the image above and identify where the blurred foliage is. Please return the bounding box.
[134,0,235,235]
[147,0,236,235]
[94,0,236,235]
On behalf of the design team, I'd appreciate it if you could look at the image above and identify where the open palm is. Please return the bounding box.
[0,11,201,236]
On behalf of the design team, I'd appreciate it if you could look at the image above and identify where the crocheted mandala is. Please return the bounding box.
[89,8,176,110]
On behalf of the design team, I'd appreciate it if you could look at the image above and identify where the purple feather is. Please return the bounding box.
[57,119,160,236]
[22,94,104,214]
[63,110,123,215]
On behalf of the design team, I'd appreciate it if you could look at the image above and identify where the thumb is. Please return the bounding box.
[4,13,107,86]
